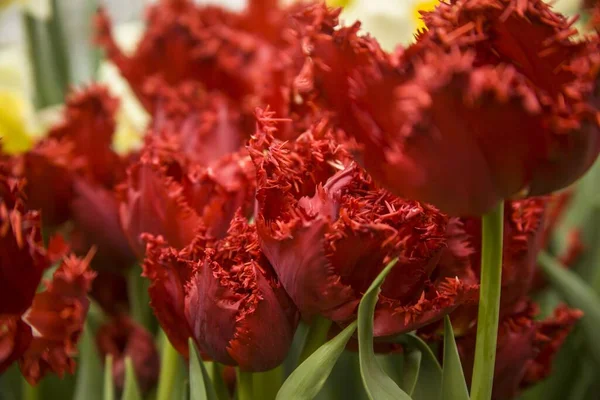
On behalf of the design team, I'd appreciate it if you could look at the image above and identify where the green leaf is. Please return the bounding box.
[104,355,115,400]
[73,324,104,400]
[122,358,142,400]
[276,321,357,400]
[357,258,411,400]
[393,334,442,400]
[400,349,421,396]
[539,251,600,365]
[189,338,219,400]
[441,316,469,400]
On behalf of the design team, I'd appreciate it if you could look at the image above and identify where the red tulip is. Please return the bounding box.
[456,302,582,400]
[185,213,299,371]
[143,213,299,370]
[118,141,255,257]
[96,316,160,393]
[250,113,477,337]
[296,1,600,215]
[0,251,96,384]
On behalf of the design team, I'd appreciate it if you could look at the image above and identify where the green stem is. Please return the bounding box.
[298,315,333,364]
[253,365,284,400]
[22,14,57,108]
[22,378,38,400]
[127,265,150,329]
[470,201,504,400]
[156,332,180,400]
[236,369,254,400]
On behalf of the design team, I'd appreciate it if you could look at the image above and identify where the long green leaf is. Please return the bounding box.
[121,358,142,400]
[539,251,600,364]
[400,349,421,396]
[441,316,469,400]
[276,321,357,400]
[73,324,103,400]
[189,338,219,400]
[103,355,115,400]
[357,258,411,400]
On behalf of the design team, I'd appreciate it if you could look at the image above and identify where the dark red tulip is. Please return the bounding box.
[0,173,49,316]
[0,317,33,374]
[118,141,255,258]
[96,316,160,393]
[18,252,96,384]
[457,302,582,400]
[143,213,299,370]
[297,1,600,215]
[185,213,299,371]
[250,113,477,337]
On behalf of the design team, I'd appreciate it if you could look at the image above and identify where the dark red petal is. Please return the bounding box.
[96,316,160,393]
[145,79,245,166]
[0,317,33,374]
[19,252,96,384]
[70,179,136,271]
[118,150,203,257]
[0,204,48,315]
[49,85,124,187]
[90,270,130,316]
[142,235,196,357]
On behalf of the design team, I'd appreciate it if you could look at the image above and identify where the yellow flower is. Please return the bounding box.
[0,47,38,154]
[0,0,51,20]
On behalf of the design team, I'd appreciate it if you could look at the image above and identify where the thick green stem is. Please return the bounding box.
[470,201,504,400]
[298,315,333,364]
[22,378,38,400]
[236,369,254,400]
[253,365,284,400]
[156,332,180,400]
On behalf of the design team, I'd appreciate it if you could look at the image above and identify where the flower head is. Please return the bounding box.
[250,112,477,336]
[297,1,600,215]
[96,316,160,394]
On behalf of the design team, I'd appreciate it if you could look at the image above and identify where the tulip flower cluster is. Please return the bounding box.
[1,0,599,399]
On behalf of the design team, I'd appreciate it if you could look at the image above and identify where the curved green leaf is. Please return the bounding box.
[441,316,469,400]
[539,251,600,365]
[357,258,411,400]
[276,321,357,400]
[189,338,219,400]
[103,355,115,400]
[121,358,142,400]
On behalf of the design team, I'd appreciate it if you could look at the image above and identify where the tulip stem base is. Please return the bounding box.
[298,315,333,364]
[156,331,180,400]
[22,378,38,400]
[470,201,504,400]
[236,369,254,400]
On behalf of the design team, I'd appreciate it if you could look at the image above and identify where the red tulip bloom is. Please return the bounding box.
[118,140,255,258]
[457,302,582,400]
[14,86,136,273]
[250,113,477,337]
[0,173,48,316]
[297,1,600,215]
[96,316,159,393]
[143,213,299,370]
[0,251,96,384]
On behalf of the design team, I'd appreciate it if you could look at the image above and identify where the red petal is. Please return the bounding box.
[96,316,160,393]
[0,317,33,374]
[19,252,96,384]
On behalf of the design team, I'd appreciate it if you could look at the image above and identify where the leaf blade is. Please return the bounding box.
[441,316,469,400]
[189,338,219,400]
[357,258,411,400]
[121,358,142,400]
[276,321,357,400]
